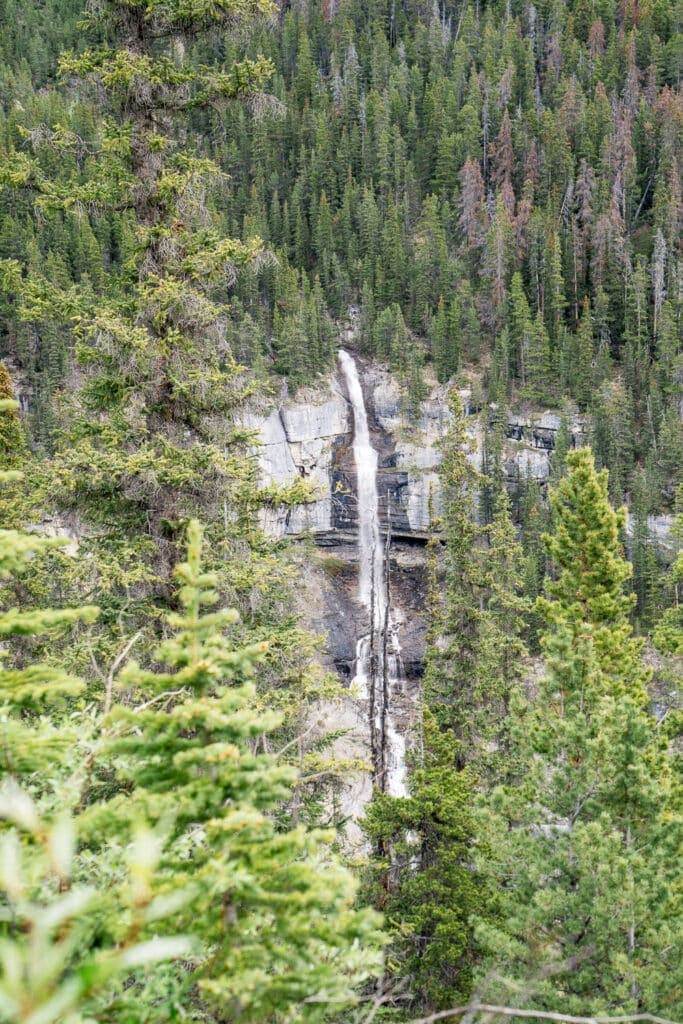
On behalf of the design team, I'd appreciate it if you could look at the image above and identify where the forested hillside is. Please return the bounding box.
[0,0,680,1020]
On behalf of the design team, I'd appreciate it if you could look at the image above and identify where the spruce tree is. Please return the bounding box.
[364,716,483,1013]
[0,364,25,467]
[0,790,192,1024]
[366,407,527,1015]
[630,470,661,630]
[1,0,279,578]
[477,449,681,1016]
[0,419,98,778]
[508,271,533,386]
[524,310,552,403]
[427,394,528,777]
[85,520,384,1021]
[0,420,190,1022]
[431,296,462,385]
[653,484,683,656]
[424,391,480,749]
[1,0,328,758]
[573,298,595,411]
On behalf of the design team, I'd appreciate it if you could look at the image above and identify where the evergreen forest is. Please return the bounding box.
[0,0,680,1021]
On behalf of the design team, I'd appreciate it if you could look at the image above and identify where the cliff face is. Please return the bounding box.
[248,361,674,548]
[247,360,590,545]
[245,356,675,846]
[242,357,579,845]
[246,357,681,675]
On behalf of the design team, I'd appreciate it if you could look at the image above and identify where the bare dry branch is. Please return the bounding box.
[408,1006,681,1024]
[133,688,188,714]
[103,631,142,718]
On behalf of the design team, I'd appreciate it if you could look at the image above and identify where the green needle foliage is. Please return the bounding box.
[85,519,384,1021]
[0,451,193,1024]
[365,715,483,1013]
[0,0,328,760]
[476,449,682,1016]
[0,500,384,1022]
[1,0,681,512]
[654,485,683,657]
[363,396,526,1015]
[0,793,193,1024]
[0,433,98,777]
[0,0,288,636]
[0,368,25,468]
[425,392,528,776]
[0,0,680,1017]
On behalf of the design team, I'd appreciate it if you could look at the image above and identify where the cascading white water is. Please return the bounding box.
[338,349,408,798]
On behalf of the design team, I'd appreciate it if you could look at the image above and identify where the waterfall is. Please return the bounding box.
[338,349,408,799]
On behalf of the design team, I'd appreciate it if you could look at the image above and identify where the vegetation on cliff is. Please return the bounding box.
[0,0,680,1019]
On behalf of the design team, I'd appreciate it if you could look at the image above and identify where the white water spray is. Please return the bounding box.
[338,350,408,798]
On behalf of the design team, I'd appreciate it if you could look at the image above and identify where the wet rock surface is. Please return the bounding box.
[245,350,675,846]
[245,356,674,673]
[245,361,594,540]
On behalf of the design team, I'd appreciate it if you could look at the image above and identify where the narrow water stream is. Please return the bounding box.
[338,349,408,798]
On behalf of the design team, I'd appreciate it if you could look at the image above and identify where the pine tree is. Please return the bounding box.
[0,420,189,1022]
[0,791,192,1023]
[426,394,528,777]
[364,716,483,1012]
[479,488,529,768]
[0,402,98,778]
[550,401,574,483]
[480,411,506,524]
[545,230,567,351]
[431,295,461,384]
[406,356,427,422]
[85,520,384,1020]
[1,0,278,574]
[458,157,487,251]
[517,470,549,639]
[489,326,511,406]
[424,392,480,748]
[0,364,25,468]
[653,484,683,656]
[630,470,661,629]
[573,297,595,410]
[476,449,681,1016]
[0,0,328,729]
[508,272,534,386]
[524,310,552,402]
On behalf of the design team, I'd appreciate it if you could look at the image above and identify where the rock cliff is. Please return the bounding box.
[243,354,675,848]
[247,361,588,541]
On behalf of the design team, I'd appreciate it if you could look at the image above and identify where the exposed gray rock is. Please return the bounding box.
[242,377,349,538]
[280,395,348,443]
[394,443,442,471]
[245,357,675,552]
[245,364,546,539]
[505,445,551,482]
[245,409,297,484]
[28,514,82,557]
[506,408,586,449]
[626,512,676,552]
[404,469,440,531]
[647,514,675,545]
[248,344,675,848]
[371,379,402,433]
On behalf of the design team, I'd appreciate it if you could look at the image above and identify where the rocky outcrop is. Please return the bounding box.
[244,378,349,537]
[29,513,81,557]
[246,362,588,539]
[246,353,676,848]
[626,513,677,552]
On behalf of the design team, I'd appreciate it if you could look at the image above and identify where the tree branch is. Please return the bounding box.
[408,1006,681,1024]
[133,687,187,714]
[103,631,142,718]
